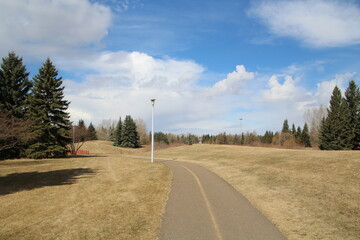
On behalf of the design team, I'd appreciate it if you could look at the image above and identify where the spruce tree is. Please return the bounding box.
[345,80,360,149]
[295,126,302,141]
[319,117,330,150]
[87,122,98,140]
[301,123,311,147]
[121,115,140,148]
[77,119,87,142]
[282,119,290,133]
[0,52,32,158]
[0,52,32,118]
[114,117,123,146]
[26,58,71,158]
[319,86,352,150]
[291,124,296,135]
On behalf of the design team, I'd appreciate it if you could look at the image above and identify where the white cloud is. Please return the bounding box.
[262,75,303,102]
[63,51,232,133]
[315,72,356,104]
[0,0,111,57]
[210,65,255,95]
[249,0,360,47]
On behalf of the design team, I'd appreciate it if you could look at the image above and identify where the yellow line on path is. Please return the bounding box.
[182,165,224,240]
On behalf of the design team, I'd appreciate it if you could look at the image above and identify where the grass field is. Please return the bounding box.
[0,141,171,240]
[2,141,359,240]
[145,144,360,240]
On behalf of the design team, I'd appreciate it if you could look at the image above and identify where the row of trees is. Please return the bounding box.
[319,81,359,150]
[0,52,71,159]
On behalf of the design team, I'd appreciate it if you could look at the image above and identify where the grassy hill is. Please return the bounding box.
[0,141,171,240]
[146,144,360,240]
[1,141,359,239]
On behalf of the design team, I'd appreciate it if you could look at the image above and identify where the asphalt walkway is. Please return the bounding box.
[160,160,287,240]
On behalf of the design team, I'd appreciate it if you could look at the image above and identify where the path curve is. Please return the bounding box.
[160,160,287,240]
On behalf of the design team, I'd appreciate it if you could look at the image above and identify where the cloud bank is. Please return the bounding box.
[0,0,111,57]
[249,0,360,47]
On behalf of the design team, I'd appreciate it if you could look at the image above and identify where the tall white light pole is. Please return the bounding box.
[239,118,243,145]
[239,118,243,134]
[151,98,156,163]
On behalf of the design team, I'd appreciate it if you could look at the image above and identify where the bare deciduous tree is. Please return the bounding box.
[0,113,33,158]
[134,118,148,145]
[304,105,327,148]
[96,119,116,141]
[68,120,88,155]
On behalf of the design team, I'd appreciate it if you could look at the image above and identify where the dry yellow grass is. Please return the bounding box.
[146,144,360,240]
[0,141,171,240]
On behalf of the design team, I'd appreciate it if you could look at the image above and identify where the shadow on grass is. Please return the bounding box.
[0,168,96,195]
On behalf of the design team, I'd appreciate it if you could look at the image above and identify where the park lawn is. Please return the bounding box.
[148,144,360,240]
[0,141,171,240]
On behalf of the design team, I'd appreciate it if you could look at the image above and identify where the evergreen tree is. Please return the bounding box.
[295,126,302,140]
[113,117,123,146]
[87,122,98,140]
[121,115,140,148]
[26,58,71,158]
[282,119,290,133]
[77,119,87,142]
[154,132,170,144]
[319,86,352,150]
[291,124,296,135]
[0,52,32,119]
[301,123,311,147]
[345,80,360,149]
[0,52,32,158]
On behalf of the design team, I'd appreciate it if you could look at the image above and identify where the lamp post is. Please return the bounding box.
[239,118,243,134]
[151,98,156,163]
[239,118,243,145]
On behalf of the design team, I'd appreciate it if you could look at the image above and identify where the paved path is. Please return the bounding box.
[160,160,287,240]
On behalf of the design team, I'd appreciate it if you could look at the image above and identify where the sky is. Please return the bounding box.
[1,0,360,135]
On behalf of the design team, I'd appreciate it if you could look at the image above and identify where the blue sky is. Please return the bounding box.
[1,0,360,134]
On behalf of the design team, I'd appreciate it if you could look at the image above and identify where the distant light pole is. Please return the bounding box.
[151,98,156,163]
[239,118,243,145]
[72,125,75,155]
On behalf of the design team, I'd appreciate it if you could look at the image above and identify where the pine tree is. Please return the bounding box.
[87,122,98,140]
[26,58,71,158]
[0,52,32,158]
[301,123,311,147]
[121,115,140,148]
[282,119,290,133]
[295,126,302,141]
[319,86,352,150]
[0,52,32,119]
[77,119,87,142]
[291,124,296,135]
[240,133,245,145]
[114,117,123,146]
[345,80,360,149]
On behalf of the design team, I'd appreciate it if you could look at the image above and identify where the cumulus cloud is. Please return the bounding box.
[315,72,356,104]
[0,0,111,57]
[249,0,360,47]
[262,75,302,102]
[210,65,255,95]
[63,51,231,133]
